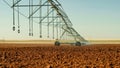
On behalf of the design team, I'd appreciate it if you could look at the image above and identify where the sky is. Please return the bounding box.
[0,0,120,40]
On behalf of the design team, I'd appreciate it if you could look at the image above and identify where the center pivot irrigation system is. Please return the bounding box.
[3,0,88,46]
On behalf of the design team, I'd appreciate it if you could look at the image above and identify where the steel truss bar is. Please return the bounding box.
[31,16,60,18]
[12,0,21,7]
[14,5,60,7]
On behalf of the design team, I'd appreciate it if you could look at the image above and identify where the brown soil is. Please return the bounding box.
[0,44,120,68]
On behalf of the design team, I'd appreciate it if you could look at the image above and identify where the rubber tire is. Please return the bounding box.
[55,41,60,46]
[75,42,81,46]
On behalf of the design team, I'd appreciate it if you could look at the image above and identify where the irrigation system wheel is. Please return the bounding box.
[75,41,81,46]
[55,41,60,46]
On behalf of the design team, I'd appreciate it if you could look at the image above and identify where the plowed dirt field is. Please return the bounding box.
[0,44,120,68]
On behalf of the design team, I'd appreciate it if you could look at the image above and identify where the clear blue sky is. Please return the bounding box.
[0,0,120,40]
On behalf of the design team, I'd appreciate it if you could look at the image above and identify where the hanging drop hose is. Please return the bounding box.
[13,0,15,31]
[39,0,42,38]
[29,0,31,36]
[31,0,34,36]
[30,0,34,36]
[52,9,55,39]
[47,2,50,38]
[17,1,20,33]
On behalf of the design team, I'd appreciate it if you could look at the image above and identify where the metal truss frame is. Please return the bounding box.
[4,0,87,44]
